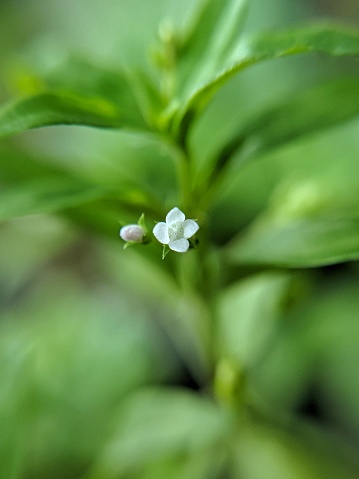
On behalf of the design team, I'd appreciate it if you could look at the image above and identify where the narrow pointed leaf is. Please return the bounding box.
[41,58,151,128]
[0,178,112,221]
[178,0,249,88]
[226,217,359,268]
[0,93,124,139]
[174,24,359,134]
[212,77,359,171]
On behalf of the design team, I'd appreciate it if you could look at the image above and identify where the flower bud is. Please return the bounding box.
[119,224,145,243]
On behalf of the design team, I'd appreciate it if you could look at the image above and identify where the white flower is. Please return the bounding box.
[153,207,199,253]
[119,224,145,243]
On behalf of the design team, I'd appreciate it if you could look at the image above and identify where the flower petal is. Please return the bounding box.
[183,219,199,239]
[166,207,185,225]
[153,222,170,244]
[169,238,189,253]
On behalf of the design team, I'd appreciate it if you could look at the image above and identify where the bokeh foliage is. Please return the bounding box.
[1,0,359,478]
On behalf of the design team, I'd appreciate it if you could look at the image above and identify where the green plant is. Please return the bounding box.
[1,0,359,478]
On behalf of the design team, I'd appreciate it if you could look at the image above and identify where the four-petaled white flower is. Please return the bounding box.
[153,207,199,253]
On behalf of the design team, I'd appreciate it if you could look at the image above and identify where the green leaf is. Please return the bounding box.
[174,23,359,136]
[40,58,153,128]
[0,93,124,139]
[0,142,163,232]
[0,57,161,138]
[233,421,359,479]
[124,68,165,127]
[89,388,229,478]
[0,178,112,221]
[0,142,68,184]
[212,77,359,172]
[250,274,359,416]
[178,0,249,88]
[217,272,291,367]
[226,216,359,268]
[0,288,175,478]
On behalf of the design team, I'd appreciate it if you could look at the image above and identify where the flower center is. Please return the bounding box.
[168,222,184,242]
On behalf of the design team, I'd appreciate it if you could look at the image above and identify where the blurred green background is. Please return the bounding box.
[1,1,359,478]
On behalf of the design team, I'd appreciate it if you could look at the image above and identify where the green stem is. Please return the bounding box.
[177,150,193,211]
[163,134,193,212]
